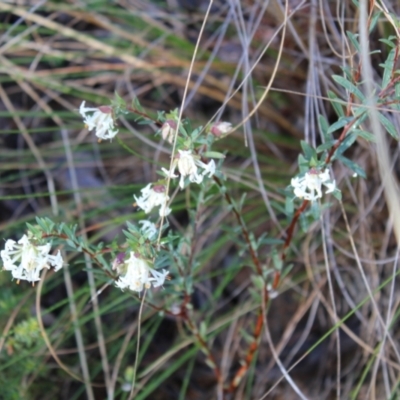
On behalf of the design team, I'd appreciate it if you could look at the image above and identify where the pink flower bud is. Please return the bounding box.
[210,121,232,137]
[98,106,113,114]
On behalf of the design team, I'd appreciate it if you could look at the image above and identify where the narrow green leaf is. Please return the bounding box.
[336,155,366,178]
[316,140,336,153]
[395,83,400,98]
[285,196,294,216]
[300,140,317,161]
[346,31,360,53]
[327,116,353,134]
[318,114,331,140]
[335,132,357,156]
[328,91,345,117]
[378,113,398,139]
[202,151,225,159]
[369,11,382,33]
[353,129,375,142]
[381,48,396,89]
[333,75,365,100]
[298,153,309,172]
[379,37,397,48]
[332,189,342,201]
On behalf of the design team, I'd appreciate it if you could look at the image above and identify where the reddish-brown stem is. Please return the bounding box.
[281,199,309,261]
[325,116,360,165]
[226,294,267,392]
[125,106,163,127]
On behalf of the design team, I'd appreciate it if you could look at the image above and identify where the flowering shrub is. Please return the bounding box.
[2,22,400,399]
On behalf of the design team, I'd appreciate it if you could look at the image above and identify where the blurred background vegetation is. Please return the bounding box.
[1,0,400,399]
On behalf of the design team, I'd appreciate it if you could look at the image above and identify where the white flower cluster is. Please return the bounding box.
[162,150,216,189]
[80,101,118,141]
[134,184,171,217]
[1,234,63,283]
[291,168,336,201]
[115,252,168,292]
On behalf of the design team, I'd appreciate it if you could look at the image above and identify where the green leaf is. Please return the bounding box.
[369,12,382,33]
[353,129,375,142]
[298,154,309,172]
[396,83,400,98]
[332,188,342,201]
[316,140,336,153]
[202,151,226,159]
[328,90,345,117]
[299,212,310,233]
[336,155,366,178]
[346,31,360,53]
[381,48,396,89]
[285,196,294,216]
[272,249,283,271]
[335,132,357,156]
[310,201,321,220]
[238,192,247,212]
[318,114,332,140]
[132,96,143,112]
[379,37,397,48]
[327,116,353,134]
[332,74,365,100]
[378,113,398,139]
[341,65,353,81]
[300,140,317,161]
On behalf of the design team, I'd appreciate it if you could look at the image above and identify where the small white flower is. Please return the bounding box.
[291,168,336,201]
[79,101,119,141]
[115,252,169,292]
[210,121,232,137]
[1,234,63,283]
[134,184,171,217]
[161,120,177,144]
[162,150,216,189]
[138,220,158,239]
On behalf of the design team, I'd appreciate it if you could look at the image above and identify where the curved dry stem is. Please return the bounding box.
[35,269,97,389]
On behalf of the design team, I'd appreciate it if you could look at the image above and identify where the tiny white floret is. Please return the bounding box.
[134,184,171,216]
[162,150,216,189]
[291,168,337,201]
[1,234,63,283]
[115,252,169,292]
[79,101,119,141]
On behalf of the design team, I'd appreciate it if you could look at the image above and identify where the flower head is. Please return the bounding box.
[134,184,171,216]
[115,252,168,292]
[210,121,232,137]
[1,234,63,283]
[291,168,336,201]
[79,101,119,141]
[162,150,216,189]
